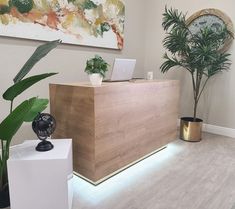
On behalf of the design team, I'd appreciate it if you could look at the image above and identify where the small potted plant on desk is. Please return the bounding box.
[85,55,109,86]
[160,7,232,142]
[0,40,60,208]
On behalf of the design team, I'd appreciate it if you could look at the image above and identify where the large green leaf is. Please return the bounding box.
[3,73,57,101]
[0,98,35,142]
[24,98,49,122]
[13,40,61,83]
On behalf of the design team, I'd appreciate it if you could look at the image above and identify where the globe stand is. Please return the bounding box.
[36,140,54,152]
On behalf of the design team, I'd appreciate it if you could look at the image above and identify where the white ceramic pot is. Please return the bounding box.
[89,73,103,86]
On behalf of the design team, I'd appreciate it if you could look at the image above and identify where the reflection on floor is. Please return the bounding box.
[72,133,235,209]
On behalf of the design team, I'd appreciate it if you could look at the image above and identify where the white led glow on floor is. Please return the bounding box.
[73,141,183,205]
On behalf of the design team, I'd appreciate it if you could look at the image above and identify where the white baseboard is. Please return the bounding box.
[203,123,235,138]
[177,119,235,138]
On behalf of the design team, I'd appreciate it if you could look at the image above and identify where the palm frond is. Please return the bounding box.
[162,6,187,31]
[160,53,184,73]
[163,28,189,55]
[192,26,230,50]
[207,53,231,77]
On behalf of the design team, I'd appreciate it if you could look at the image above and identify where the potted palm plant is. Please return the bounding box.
[160,7,232,142]
[85,55,109,86]
[0,39,61,208]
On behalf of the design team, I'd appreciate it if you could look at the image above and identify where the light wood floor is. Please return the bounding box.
[72,133,235,209]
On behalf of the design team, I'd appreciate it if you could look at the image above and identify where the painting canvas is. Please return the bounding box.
[0,0,125,49]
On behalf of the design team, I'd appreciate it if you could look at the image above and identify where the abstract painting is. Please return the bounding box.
[0,0,125,49]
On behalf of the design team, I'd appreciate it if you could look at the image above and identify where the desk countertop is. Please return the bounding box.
[51,79,178,88]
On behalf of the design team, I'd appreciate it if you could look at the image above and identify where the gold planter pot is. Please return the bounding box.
[180,117,203,142]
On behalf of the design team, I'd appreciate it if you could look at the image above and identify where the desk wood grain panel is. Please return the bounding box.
[94,81,179,180]
[50,84,95,180]
[49,80,179,182]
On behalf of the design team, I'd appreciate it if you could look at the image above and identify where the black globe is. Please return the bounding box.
[32,113,56,152]
[32,113,56,140]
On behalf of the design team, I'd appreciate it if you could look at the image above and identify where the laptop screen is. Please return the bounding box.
[109,58,136,81]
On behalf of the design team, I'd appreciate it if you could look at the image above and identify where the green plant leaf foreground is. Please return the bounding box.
[13,40,61,83]
[24,98,49,122]
[0,98,35,142]
[3,73,57,101]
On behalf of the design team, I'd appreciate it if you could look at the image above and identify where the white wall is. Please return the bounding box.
[0,0,147,144]
[144,0,235,129]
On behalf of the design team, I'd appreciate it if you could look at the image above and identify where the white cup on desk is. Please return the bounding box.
[147,71,153,80]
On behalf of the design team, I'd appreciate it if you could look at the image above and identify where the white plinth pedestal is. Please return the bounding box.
[7,139,73,209]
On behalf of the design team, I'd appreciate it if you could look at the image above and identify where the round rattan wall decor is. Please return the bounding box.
[186,8,234,52]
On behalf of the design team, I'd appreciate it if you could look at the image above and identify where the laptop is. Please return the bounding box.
[105,58,136,81]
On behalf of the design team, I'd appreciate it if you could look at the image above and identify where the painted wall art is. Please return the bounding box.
[0,0,125,49]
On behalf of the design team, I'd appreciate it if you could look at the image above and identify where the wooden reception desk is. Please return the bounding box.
[49,80,179,184]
